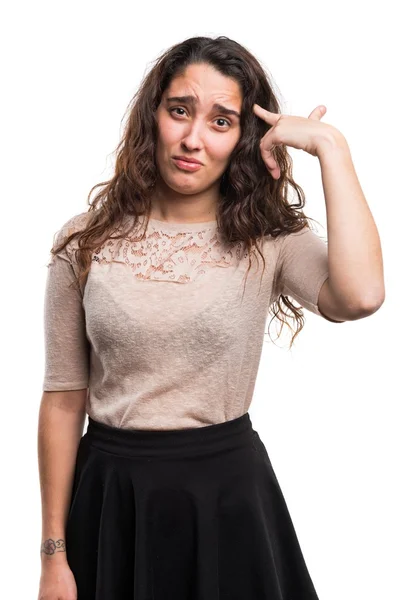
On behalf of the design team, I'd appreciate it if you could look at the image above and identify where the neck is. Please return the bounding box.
[149,178,220,223]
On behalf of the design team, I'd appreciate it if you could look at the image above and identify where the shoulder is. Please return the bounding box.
[50,210,92,267]
[259,227,328,273]
[56,210,92,239]
[53,210,92,248]
[272,226,327,254]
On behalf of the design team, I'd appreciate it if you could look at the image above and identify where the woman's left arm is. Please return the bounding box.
[253,102,385,320]
[316,131,385,318]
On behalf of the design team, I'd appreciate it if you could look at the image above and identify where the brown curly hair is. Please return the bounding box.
[49,35,326,349]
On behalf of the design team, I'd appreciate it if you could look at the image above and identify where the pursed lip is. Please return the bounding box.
[173,156,204,165]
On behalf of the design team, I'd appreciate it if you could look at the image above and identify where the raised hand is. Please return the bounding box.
[253,103,342,179]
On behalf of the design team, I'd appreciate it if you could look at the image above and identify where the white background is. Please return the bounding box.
[1,1,398,598]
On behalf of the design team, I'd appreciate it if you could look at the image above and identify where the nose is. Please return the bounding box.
[180,121,204,152]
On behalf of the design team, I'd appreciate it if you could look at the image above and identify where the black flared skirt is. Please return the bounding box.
[65,412,320,599]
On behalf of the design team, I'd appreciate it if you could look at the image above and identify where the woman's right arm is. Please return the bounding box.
[38,389,87,567]
[37,390,87,599]
[38,215,91,598]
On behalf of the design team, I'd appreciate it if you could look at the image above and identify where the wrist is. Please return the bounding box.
[316,128,349,160]
[40,535,68,564]
[41,552,69,568]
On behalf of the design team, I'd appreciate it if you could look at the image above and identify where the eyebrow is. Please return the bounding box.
[166,95,241,119]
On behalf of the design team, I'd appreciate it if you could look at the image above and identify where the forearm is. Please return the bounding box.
[37,391,86,566]
[316,132,385,311]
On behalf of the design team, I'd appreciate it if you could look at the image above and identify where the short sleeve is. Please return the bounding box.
[42,215,90,391]
[273,227,337,321]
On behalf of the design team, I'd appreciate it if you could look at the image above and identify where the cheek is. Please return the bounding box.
[208,140,234,166]
[157,118,181,146]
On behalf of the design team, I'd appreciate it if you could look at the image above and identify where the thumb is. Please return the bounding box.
[308,105,327,120]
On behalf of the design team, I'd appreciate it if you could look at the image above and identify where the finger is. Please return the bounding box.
[308,105,327,120]
[259,145,280,178]
[260,132,277,155]
[253,103,281,125]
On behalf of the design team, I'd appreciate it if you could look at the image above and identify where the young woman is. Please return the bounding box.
[38,35,384,600]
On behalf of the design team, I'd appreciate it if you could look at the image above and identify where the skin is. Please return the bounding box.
[151,62,242,223]
[252,102,334,178]
[251,101,384,318]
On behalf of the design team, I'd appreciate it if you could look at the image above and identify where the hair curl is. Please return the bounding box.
[50,35,326,349]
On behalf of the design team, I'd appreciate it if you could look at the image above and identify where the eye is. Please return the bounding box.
[168,107,231,129]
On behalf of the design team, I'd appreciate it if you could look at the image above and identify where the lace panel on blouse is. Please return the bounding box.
[92,224,247,284]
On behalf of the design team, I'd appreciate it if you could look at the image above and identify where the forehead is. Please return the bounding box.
[165,63,242,106]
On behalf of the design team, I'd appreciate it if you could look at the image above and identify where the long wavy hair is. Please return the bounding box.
[50,35,325,349]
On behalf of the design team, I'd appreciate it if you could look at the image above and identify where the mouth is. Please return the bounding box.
[173,155,203,165]
[172,157,203,171]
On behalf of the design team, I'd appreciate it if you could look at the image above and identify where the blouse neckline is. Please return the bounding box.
[144,216,218,233]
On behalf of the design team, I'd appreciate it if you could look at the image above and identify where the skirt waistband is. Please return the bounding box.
[85,412,256,459]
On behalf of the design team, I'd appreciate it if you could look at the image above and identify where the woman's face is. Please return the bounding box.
[154,63,242,196]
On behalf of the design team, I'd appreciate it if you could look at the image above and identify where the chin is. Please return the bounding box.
[168,174,201,192]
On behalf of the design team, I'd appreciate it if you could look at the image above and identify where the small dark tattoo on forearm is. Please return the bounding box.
[41,538,66,555]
